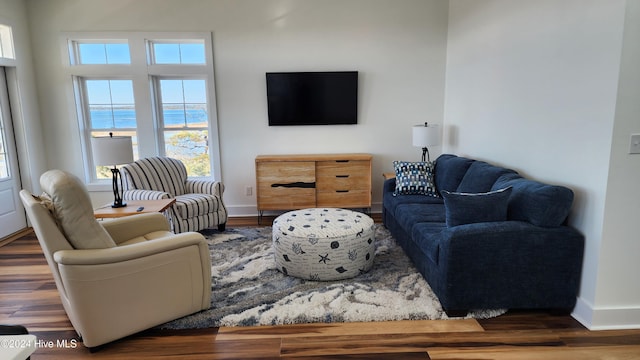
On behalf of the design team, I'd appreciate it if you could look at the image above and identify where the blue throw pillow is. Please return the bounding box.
[393,161,439,197]
[441,187,512,227]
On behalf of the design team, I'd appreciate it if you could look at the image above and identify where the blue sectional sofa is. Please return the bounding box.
[383,154,585,316]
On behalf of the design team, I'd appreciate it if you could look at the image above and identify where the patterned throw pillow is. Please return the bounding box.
[393,161,439,197]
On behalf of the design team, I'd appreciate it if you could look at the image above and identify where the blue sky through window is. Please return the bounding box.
[153,42,205,64]
[86,80,134,104]
[78,43,130,64]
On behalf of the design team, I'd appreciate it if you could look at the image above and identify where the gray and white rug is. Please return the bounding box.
[160,225,505,329]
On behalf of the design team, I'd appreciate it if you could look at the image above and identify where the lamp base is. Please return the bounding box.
[111,202,127,208]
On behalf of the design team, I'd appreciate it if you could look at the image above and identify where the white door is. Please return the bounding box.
[0,67,26,238]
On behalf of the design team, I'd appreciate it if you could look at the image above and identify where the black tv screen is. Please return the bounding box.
[266,71,358,126]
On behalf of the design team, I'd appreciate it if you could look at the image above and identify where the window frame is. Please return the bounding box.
[62,32,222,189]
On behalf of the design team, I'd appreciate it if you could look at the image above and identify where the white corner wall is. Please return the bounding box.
[445,0,640,329]
[592,0,640,329]
[24,0,449,213]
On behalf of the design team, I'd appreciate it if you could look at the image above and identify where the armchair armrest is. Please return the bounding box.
[101,212,170,244]
[185,179,224,196]
[123,189,171,201]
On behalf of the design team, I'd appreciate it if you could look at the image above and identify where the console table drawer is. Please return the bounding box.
[316,160,370,190]
[316,190,371,208]
[256,161,316,210]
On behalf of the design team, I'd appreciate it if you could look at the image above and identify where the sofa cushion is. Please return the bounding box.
[394,203,446,233]
[441,187,512,227]
[392,161,439,197]
[40,170,116,249]
[434,154,474,194]
[492,173,574,227]
[411,222,447,265]
[457,161,517,193]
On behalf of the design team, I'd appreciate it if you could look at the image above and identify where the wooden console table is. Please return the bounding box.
[255,153,372,223]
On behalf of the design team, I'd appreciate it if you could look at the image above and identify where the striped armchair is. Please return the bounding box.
[121,157,227,233]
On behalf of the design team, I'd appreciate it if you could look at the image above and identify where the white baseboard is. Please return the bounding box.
[572,296,640,330]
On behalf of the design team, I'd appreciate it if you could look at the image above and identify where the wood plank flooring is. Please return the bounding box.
[2,216,640,359]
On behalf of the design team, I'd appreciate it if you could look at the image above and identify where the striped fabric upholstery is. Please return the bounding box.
[121,157,227,233]
[121,157,187,196]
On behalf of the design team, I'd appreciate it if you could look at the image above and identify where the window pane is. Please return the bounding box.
[79,43,106,64]
[77,42,130,64]
[0,107,7,177]
[0,24,15,59]
[183,80,206,103]
[86,80,112,103]
[159,79,208,128]
[180,43,205,64]
[164,130,209,176]
[153,43,181,64]
[0,154,7,179]
[151,41,205,64]
[185,104,208,126]
[105,43,130,64]
[160,79,185,103]
[85,79,136,129]
[163,105,186,128]
[110,80,135,104]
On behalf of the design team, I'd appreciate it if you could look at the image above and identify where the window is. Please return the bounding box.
[64,33,220,183]
[74,41,131,65]
[157,78,210,176]
[0,24,15,60]
[0,96,9,179]
[149,40,205,64]
[80,79,138,178]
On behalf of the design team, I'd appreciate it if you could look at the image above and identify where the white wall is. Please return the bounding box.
[595,0,640,329]
[24,0,449,213]
[445,0,640,329]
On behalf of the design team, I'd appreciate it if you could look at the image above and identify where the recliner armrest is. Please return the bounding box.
[53,232,208,265]
[101,213,171,244]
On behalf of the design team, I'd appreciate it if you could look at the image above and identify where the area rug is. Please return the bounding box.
[160,225,505,329]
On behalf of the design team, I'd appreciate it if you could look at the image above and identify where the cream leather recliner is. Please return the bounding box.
[19,169,211,349]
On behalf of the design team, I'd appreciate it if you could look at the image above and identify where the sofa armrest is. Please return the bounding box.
[437,221,584,309]
[185,179,224,196]
[123,189,171,201]
[383,178,396,194]
[101,212,171,244]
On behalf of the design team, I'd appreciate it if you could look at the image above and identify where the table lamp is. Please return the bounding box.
[91,133,134,208]
[412,122,441,162]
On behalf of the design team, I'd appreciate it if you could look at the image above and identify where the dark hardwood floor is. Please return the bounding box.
[2,215,640,359]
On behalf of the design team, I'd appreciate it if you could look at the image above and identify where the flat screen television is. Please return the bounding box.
[266,71,358,126]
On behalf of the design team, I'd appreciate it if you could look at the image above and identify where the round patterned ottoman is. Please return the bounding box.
[272,208,376,281]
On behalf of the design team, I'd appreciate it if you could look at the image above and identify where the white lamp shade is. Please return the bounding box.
[91,136,134,166]
[412,124,441,147]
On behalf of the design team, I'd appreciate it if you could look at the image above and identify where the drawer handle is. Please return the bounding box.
[335,160,350,163]
[336,190,350,193]
[336,175,349,178]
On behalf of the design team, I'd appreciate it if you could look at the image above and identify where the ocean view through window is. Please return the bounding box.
[64,32,220,183]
